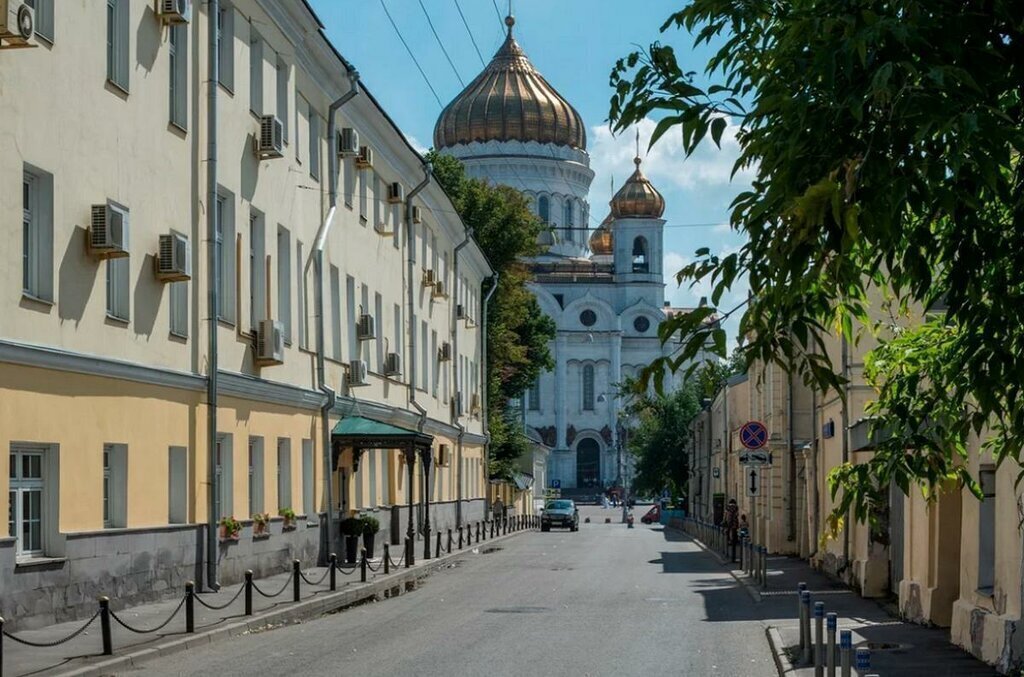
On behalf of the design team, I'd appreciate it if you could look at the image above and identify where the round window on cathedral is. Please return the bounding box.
[634,316,651,333]
[580,310,597,327]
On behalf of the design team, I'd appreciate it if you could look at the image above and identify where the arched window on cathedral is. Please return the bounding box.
[538,196,550,224]
[564,200,574,242]
[632,236,649,273]
[582,364,595,411]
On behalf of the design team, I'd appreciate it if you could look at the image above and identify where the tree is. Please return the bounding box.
[427,151,556,478]
[626,381,701,498]
[609,1,1024,524]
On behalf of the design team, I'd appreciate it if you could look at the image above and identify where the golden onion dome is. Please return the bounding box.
[610,156,665,219]
[433,16,586,151]
[589,224,613,256]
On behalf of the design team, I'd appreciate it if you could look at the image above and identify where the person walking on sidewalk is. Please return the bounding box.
[723,498,740,562]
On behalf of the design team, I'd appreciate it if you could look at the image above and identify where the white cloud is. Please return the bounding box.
[405,134,429,155]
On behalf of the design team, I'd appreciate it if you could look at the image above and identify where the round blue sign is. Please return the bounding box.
[740,421,769,450]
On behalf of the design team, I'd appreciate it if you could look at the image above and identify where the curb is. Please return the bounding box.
[766,625,799,676]
[49,529,530,677]
[667,526,762,602]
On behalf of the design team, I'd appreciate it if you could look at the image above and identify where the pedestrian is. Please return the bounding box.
[723,499,740,561]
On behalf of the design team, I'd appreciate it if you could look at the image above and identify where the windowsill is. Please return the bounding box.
[305,521,320,528]
[250,109,261,120]
[218,82,234,96]
[359,216,368,225]
[168,121,188,137]
[15,556,67,570]
[21,292,54,307]
[35,33,54,47]
[105,314,130,326]
[217,318,236,329]
[976,586,995,598]
[105,78,130,98]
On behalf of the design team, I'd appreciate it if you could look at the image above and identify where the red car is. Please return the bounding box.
[640,504,661,524]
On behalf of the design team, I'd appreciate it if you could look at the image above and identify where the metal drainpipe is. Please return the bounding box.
[810,386,819,557]
[311,70,359,565]
[840,335,851,569]
[452,229,473,526]
[787,366,796,543]
[480,273,499,515]
[205,0,220,592]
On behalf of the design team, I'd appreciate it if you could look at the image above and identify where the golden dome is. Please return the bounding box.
[433,16,586,151]
[610,156,665,218]
[589,224,613,256]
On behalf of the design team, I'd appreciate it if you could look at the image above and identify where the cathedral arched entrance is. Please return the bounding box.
[576,438,601,489]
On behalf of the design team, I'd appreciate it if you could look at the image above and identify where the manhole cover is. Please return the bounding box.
[485,606,549,614]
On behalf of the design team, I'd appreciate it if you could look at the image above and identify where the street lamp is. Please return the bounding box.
[597,392,632,524]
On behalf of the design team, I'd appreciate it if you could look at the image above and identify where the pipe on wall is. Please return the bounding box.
[787,366,796,543]
[451,229,473,526]
[204,0,220,592]
[480,273,499,514]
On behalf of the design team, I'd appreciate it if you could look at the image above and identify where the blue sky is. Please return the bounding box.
[312,0,751,341]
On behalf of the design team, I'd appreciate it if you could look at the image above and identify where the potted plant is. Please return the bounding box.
[219,516,241,541]
[360,515,380,559]
[339,517,363,564]
[278,507,297,530]
[253,512,271,537]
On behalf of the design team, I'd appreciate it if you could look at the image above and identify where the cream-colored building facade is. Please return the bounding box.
[1,0,491,630]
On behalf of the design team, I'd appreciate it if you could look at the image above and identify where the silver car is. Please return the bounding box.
[541,499,579,532]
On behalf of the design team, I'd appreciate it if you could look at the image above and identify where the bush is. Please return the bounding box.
[278,507,296,521]
[360,515,380,534]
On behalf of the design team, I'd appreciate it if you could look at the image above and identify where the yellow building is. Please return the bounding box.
[1,0,490,630]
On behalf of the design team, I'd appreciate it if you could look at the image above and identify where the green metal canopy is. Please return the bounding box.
[330,416,433,470]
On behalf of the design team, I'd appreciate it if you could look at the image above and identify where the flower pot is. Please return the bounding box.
[344,535,360,564]
[362,531,376,559]
[219,525,240,541]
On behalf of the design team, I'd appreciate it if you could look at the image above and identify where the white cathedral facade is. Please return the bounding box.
[436,16,693,492]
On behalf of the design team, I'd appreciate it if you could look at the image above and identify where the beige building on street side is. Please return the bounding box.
[1,0,493,631]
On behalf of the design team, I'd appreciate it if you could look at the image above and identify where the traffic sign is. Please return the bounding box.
[739,450,771,466]
[740,421,769,450]
[746,466,760,497]
[550,479,561,489]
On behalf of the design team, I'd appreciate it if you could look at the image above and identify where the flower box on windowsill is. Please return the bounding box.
[220,532,241,543]
[253,533,271,541]
[282,523,297,532]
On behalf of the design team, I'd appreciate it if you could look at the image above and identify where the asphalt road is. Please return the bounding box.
[136,506,777,677]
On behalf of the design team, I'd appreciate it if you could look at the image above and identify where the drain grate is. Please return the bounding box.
[760,590,854,597]
[485,606,549,614]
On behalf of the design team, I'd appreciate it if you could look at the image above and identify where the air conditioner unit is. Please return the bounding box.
[438,342,452,362]
[411,206,422,224]
[422,269,436,287]
[348,359,368,387]
[437,444,450,467]
[384,352,402,378]
[256,319,285,365]
[254,115,284,159]
[356,313,375,341]
[1,1,34,45]
[156,232,191,282]
[158,0,191,24]
[451,392,463,418]
[456,304,467,320]
[432,281,446,299]
[387,182,404,204]
[338,127,359,156]
[374,220,394,237]
[89,202,130,258]
[355,146,373,169]
[470,393,481,415]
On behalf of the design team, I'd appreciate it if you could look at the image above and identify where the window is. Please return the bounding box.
[420,320,428,391]
[9,448,44,556]
[431,330,438,397]
[528,380,541,411]
[633,316,650,334]
[358,165,368,221]
[106,0,129,92]
[217,3,234,91]
[346,275,356,360]
[296,240,307,348]
[632,236,649,273]
[169,23,187,128]
[215,191,236,323]
[329,266,341,360]
[277,226,291,344]
[168,446,187,524]
[22,166,54,301]
[301,439,314,518]
[170,280,188,338]
[308,104,320,180]
[538,196,550,223]
[564,201,574,242]
[375,293,384,372]
[102,444,127,528]
[393,304,403,378]
[215,434,233,519]
[276,56,288,142]
[26,0,54,43]
[106,256,130,322]
[368,450,377,508]
[277,439,291,510]
[248,437,264,516]
[978,468,996,592]
[249,210,265,331]
[579,309,597,327]
[249,28,262,114]
[582,364,595,411]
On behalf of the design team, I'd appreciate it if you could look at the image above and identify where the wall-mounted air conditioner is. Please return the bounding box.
[254,115,284,159]
[411,206,422,224]
[387,182,404,204]
[374,220,394,237]
[156,232,191,282]
[1,1,34,46]
[470,393,481,416]
[438,342,452,362]
[356,313,375,341]
[158,0,191,24]
[432,281,446,299]
[384,352,402,377]
[256,319,285,365]
[348,359,368,386]
[89,201,130,258]
[338,128,359,156]
[456,304,466,320]
[451,392,463,418]
[437,444,450,467]
[355,146,373,169]
[422,269,436,287]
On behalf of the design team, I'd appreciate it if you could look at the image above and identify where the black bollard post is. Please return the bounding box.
[98,596,113,656]
[458,526,464,549]
[476,521,481,541]
[405,537,414,568]
[293,560,301,602]
[423,526,432,561]
[245,570,254,615]
[1,615,6,676]
[435,531,442,558]
[329,553,337,591]
[384,544,390,574]
[185,581,195,633]
[448,528,453,553]
[360,549,368,583]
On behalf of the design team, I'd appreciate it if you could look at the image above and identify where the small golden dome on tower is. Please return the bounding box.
[589,223,613,256]
[610,156,665,219]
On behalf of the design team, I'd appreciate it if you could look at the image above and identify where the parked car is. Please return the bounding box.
[641,504,661,524]
[541,499,579,532]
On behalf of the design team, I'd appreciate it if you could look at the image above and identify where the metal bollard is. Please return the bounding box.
[0,615,5,677]
[383,544,390,575]
[761,546,769,587]
[406,537,414,568]
[360,549,368,583]
[476,521,480,541]
[98,596,113,655]
[293,559,301,602]
[826,612,837,677]
[839,629,852,677]
[245,570,254,615]
[855,647,870,673]
[458,526,463,549]
[185,581,195,633]
[448,528,453,553]
[435,531,442,558]
[814,601,825,676]
[329,553,338,591]
[797,583,808,655]
[424,527,432,561]
[800,591,812,664]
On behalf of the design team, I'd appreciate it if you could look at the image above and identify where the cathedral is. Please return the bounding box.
[435,15,688,492]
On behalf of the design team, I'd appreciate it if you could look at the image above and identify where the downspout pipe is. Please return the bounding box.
[841,335,851,571]
[205,0,220,592]
[405,164,432,429]
[787,366,796,543]
[452,229,473,527]
[311,69,359,566]
[481,273,499,515]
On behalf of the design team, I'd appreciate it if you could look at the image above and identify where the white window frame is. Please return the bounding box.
[296,239,307,348]
[106,0,129,93]
[102,444,127,529]
[170,280,188,338]
[215,434,233,519]
[249,210,265,331]
[277,226,291,344]
[9,447,45,557]
[22,166,54,302]
[217,3,234,92]
[169,22,188,129]
[301,439,314,519]
[248,437,264,516]
[249,27,262,115]
[276,55,288,143]
[215,190,236,324]
[105,252,130,323]
[330,266,342,360]
[277,438,291,511]
[26,0,54,43]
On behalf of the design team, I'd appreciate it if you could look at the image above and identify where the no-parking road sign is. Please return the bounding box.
[740,421,769,450]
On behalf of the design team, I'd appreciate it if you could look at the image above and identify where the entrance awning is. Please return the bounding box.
[330,416,433,470]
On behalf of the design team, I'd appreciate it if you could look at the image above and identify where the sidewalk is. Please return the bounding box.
[680,527,998,676]
[0,528,527,677]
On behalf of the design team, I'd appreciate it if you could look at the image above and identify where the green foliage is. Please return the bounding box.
[627,382,702,498]
[339,517,363,537]
[611,2,1024,524]
[278,507,296,521]
[428,151,556,472]
[359,515,380,535]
